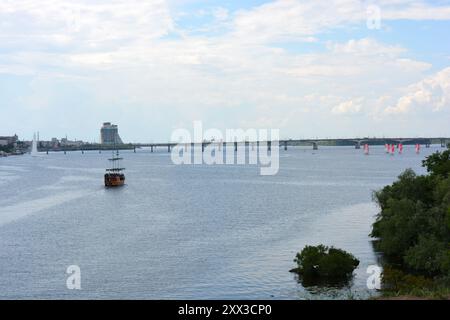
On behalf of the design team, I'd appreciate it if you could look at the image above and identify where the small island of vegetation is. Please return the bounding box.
[290,245,359,286]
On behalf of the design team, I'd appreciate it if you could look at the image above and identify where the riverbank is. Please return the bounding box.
[377,295,450,300]
[0,151,25,157]
[378,282,450,300]
[377,283,450,300]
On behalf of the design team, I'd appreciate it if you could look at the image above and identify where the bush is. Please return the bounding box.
[381,267,450,299]
[0,144,13,153]
[291,245,359,284]
[381,266,433,294]
[404,236,449,276]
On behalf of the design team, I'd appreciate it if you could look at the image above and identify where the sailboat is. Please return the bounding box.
[31,133,39,157]
[104,149,126,187]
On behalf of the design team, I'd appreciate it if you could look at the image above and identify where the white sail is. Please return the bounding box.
[31,133,38,156]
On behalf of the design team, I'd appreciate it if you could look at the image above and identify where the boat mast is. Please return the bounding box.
[107,132,124,172]
[111,133,119,170]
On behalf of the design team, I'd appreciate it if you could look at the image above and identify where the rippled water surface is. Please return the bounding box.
[0,145,439,299]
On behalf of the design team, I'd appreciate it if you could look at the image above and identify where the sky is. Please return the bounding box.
[1,0,450,142]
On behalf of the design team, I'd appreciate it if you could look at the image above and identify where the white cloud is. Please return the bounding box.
[1,0,450,140]
[330,38,405,57]
[385,67,450,114]
[212,7,229,21]
[283,38,431,81]
[332,99,363,114]
[232,0,363,43]
[381,1,450,20]
[0,0,174,49]
[231,0,450,44]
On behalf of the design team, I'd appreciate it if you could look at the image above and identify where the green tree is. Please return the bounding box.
[372,148,450,282]
[292,245,359,283]
[422,149,450,178]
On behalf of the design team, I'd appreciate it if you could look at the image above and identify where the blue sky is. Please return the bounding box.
[1,0,450,142]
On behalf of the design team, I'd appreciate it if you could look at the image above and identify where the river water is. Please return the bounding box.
[0,145,438,299]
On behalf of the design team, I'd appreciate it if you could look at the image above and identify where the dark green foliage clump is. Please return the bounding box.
[0,144,14,153]
[371,149,450,282]
[291,245,359,284]
[422,149,450,178]
[381,266,450,299]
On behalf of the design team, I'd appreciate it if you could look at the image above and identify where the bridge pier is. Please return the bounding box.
[234,142,238,152]
[268,141,271,151]
[355,142,361,149]
[134,146,136,153]
[284,141,287,151]
[202,143,205,152]
[312,142,318,150]
[151,146,154,152]
[168,145,171,153]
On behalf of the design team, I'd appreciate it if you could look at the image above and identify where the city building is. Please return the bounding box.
[60,138,84,147]
[100,122,123,145]
[0,135,18,147]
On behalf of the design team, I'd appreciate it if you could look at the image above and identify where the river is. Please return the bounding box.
[0,145,438,299]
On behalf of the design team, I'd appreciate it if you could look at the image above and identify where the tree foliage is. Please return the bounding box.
[422,149,450,178]
[371,149,450,278]
[0,144,14,153]
[292,245,359,284]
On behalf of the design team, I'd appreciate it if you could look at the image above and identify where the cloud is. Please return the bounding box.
[1,0,450,140]
[332,99,363,114]
[0,0,174,49]
[2,1,450,57]
[330,38,405,56]
[284,38,430,81]
[231,0,450,44]
[212,7,229,21]
[381,1,450,20]
[232,0,363,43]
[385,67,450,114]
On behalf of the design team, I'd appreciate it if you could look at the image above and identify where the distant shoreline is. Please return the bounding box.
[0,151,25,158]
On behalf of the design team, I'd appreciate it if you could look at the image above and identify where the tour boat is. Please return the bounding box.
[105,150,125,187]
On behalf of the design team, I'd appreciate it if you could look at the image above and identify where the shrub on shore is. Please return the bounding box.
[381,266,450,299]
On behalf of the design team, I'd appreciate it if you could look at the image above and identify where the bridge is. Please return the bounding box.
[39,137,449,153]
[132,137,449,152]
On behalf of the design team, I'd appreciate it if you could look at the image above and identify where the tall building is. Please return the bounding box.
[100,122,123,145]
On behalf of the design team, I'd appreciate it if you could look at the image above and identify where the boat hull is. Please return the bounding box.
[104,173,125,187]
